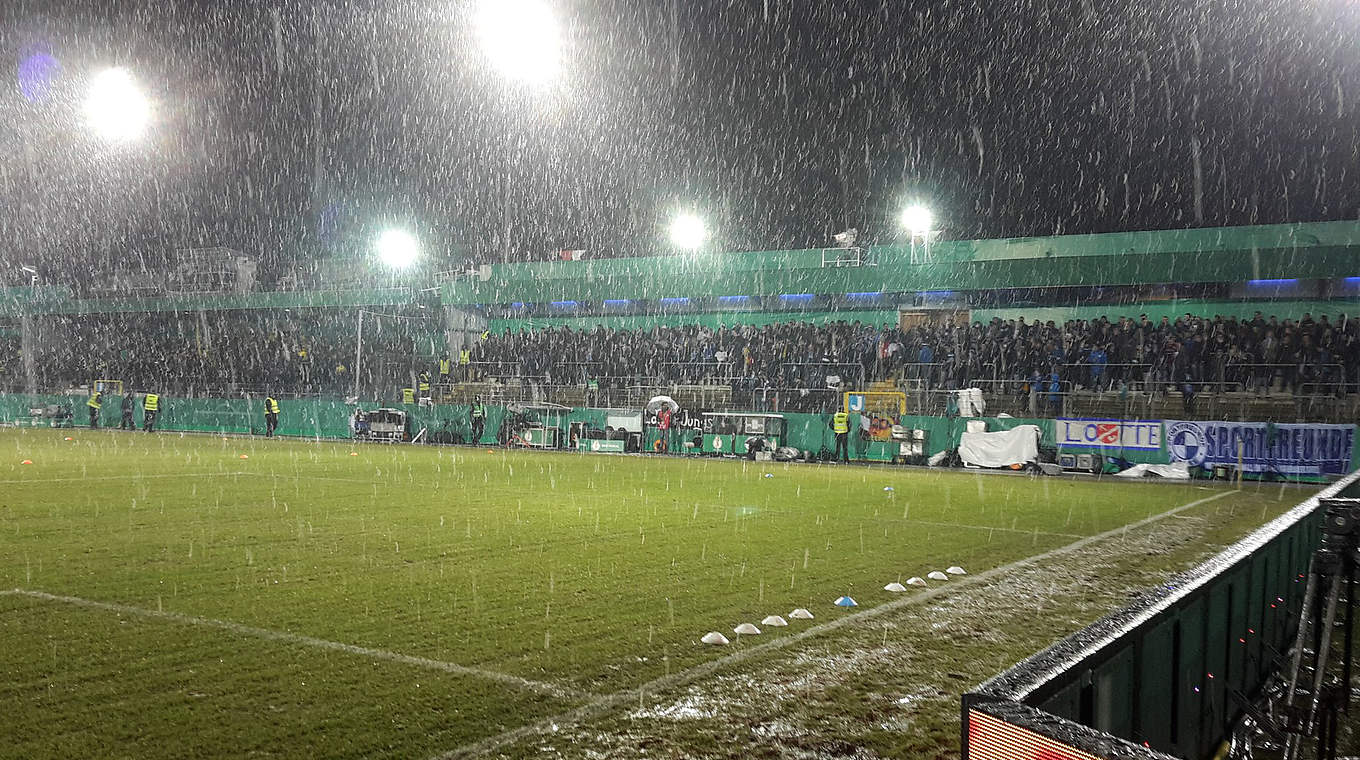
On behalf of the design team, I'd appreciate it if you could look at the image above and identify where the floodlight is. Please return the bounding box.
[376,229,420,268]
[668,213,708,250]
[85,68,150,142]
[901,205,934,236]
[475,0,561,86]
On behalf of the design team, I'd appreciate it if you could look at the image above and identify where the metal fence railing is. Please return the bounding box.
[962,470,1360,760]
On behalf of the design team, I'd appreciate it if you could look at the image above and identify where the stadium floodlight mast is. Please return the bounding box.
[84,67,151,142]
[474,0,561,86]
[900,205,934,236]
[474,0,562,258]
[668,213,708,251]
[900,204,935,264]
[376,229,420,269]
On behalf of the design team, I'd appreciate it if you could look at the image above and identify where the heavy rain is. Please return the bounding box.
[1,1,1358,759]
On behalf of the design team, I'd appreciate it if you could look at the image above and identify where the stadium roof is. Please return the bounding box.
[443,220,1360,306]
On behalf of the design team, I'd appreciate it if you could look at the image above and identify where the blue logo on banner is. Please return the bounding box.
[1165,420,1354,476]
[847,394,865,412]
[1166,422,1207,466]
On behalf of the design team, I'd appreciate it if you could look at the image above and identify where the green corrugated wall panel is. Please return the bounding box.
[1139,618,1177,748]
[1175,598,1206,757]
[492,298,1360,334]
[973,298,1360,325]
[1095,648,1135,737]
[448,246,1359,304]
[0,393,512,445]
[873,220,1360,264]
[488,309,899,332]
[3,392,1356,471]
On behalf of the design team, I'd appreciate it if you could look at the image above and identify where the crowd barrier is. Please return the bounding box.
[962,469,1360,760]
[1,392,1356,478]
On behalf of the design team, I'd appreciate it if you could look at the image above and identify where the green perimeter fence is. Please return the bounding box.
[1,393,1357,475]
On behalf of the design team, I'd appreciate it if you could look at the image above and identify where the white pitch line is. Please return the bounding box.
[902,519,1085,540]
[7,588,586,702]
[431,489,1236,760]
[0,472,247,484]
[264,473,387,485]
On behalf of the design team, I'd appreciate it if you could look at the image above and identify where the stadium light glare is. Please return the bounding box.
[475,0,561,86]
[668,213,708,250]
[900,205,934,236]
[85,67,150,142]
[376,229,420,268]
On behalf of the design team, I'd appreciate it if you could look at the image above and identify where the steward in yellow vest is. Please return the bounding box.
[458,348,473,380]
[469,397,485,443]
[830,411,850,463]
[87,391,102,428]
[142,393,160,432]
[264,396,280,437]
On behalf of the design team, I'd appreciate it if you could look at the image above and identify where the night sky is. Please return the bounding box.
[4,0,1358,281]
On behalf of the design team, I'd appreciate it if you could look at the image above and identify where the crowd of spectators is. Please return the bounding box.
[5,308,1359,406]
[471,311,1360,398]
[12,309,440,397]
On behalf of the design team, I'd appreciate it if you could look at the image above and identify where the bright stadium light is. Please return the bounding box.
[376,229,420,268]
[84,67,150,142]
[668,213,708,250]
[475,0,561,86]
[900,205,934,236]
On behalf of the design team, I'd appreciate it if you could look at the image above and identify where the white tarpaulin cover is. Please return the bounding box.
[957,425,1040,468]
[954,388,986,417]
[1112,462,1192,479]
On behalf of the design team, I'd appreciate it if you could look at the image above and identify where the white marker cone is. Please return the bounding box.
[789,608,814,620]
[906,577,928,587]
[947,566,967,575]
[701,631,729,645]
[927,571,949,581]
[883,582,908,593]
[761,615,788,627]
[733,623,761,635]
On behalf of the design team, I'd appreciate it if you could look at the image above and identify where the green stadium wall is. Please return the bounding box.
[488,309,899,333]
[973,298,1360,325]
[491,298,1360,334]
[446,221,1360,305]
[5,393,1356,474]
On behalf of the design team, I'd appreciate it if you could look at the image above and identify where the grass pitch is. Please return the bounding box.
[0,428,1306,759]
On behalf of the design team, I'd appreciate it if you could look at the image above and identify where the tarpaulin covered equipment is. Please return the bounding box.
[958,425,1041,468]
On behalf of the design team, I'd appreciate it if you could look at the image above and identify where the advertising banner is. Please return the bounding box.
[1056,418,1162,451]
[1165,420,1355,476]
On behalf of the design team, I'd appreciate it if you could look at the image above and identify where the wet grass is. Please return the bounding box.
[506,484,1307,760]
[0,428,1303,759]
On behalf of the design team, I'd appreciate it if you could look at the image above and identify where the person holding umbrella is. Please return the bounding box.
[646,396,680,455]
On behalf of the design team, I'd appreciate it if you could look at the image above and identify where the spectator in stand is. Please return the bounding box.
[1087,343,1108,391]
[26,308,1360,405]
